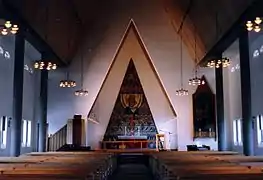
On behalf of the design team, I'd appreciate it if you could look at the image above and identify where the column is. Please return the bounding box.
[38,54,48,152]
[10,31,25,157]
[215,64,227,151]
[239,30,254,156]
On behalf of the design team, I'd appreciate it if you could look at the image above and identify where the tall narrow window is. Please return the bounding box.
[0,116,8,149]
[233,119,242,146]
[257,115,263,145]
[22,120,32,147]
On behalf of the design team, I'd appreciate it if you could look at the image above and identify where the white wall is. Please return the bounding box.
[47,0,218,150]
[86,23,176,149]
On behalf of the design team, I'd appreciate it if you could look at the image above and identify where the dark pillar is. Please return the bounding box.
[215,64,227,151]
[239,30,254,156]
[10,31,25,157]
[38,55,48,152]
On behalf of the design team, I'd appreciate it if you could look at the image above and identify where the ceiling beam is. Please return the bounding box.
[177,0,193,34]
[2,0,67,66]
[199,0,263,66]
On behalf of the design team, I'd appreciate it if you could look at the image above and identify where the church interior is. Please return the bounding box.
[0,0,263,179]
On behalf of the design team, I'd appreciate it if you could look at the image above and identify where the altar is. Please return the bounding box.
[101,135,155,149]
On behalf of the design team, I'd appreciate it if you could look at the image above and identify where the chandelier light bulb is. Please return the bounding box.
[255,17,262,25]
[10,30,17,34]
[1,29,8,35]
[254,26,261,32]
[4,21,12,28]
[52,64,57,70]
[246,21,253,27]
[247,26,253,31]
[12,25,19,31]
[34,62,39,69]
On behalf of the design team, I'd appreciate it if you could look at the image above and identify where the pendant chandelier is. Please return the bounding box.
[34,3,57,71]
[34,61,57,70]
[176,34,188,96]
[75,47,88,96]
[0,20,19,35]
[246,17,262,32]
[59,72,76,88]
[207,11,230,68]
[59,16,76,88]
[188,72,205,86]
[189,25,205,86]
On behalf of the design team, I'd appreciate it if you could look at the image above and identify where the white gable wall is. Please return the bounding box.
[47,0,217,150]
[86,25,176,149]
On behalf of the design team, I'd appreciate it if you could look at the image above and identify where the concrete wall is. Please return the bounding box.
[0,35,15,156]
[47,0,219,151]
[0,35,40,156]
[249,33,263,155]
[21,40,41,154]
[223,39,243,153]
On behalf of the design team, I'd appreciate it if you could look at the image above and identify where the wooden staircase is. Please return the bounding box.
[47,115,89,151]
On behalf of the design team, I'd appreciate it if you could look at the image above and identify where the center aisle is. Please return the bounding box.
[109,163,154,180]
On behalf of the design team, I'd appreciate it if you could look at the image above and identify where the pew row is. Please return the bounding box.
[0,152,117,180]
[149,151,263,179]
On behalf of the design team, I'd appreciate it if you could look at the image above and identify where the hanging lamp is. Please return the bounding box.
[206,11,230,68]
[246,17,262,32]
[176,34,188,96]
[0,20,19,36]
[75,47,88,96]
[189,25,205,86]
[33,1,57,71]
[59,14,76,88]
[59,71,76,88]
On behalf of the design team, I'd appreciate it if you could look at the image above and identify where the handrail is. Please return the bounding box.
[47,124,67,151]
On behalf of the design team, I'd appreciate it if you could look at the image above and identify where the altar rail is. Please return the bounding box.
[100,140,156,150]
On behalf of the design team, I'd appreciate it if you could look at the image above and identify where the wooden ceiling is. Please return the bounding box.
[5,0,256,64]
[163,0,255,62]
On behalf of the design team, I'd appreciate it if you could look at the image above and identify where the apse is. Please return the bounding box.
[103,60,158,148]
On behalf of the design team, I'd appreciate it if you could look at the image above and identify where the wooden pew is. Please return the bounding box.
[0,151,117,180]
[150,151,263,179]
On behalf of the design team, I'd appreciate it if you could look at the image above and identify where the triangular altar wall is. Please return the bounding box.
[103,60,158,144]
[87,20,177,149]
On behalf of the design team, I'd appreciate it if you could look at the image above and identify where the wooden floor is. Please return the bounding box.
[0,151,262,179]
